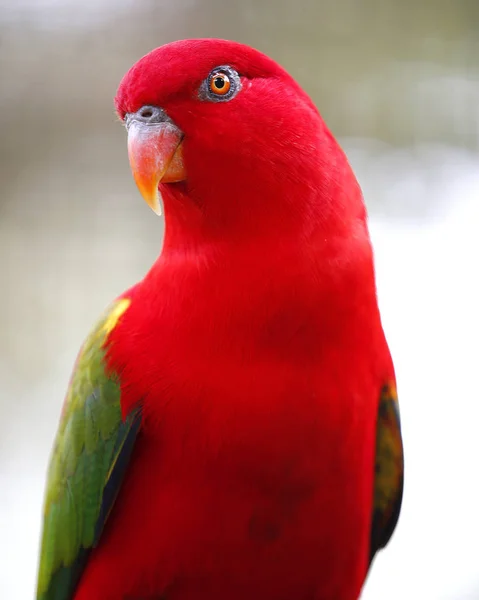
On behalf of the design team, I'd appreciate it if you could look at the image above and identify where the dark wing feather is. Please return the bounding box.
[370,382,404,565]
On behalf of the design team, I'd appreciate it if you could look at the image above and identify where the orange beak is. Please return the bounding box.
[126,115,185,215]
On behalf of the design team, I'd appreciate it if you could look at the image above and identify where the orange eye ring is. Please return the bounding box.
[209,72,231,96]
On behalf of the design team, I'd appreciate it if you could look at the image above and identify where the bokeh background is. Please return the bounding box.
[1,0,479,598]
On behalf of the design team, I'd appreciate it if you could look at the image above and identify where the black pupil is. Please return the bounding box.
[214,76,225,89]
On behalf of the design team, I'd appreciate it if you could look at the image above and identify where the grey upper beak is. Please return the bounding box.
[125,106,174,130]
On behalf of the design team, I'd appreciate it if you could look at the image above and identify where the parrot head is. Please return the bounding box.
[115,38,362,240]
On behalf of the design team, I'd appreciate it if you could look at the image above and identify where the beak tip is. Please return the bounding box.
[153,196,163,216]
[131,173,162,215]
[143,186,163,216]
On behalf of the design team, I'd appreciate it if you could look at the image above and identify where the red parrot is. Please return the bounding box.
[36,39,403,600]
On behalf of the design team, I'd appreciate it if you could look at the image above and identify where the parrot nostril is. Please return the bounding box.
[139,107,154,119]
[135,105,167,124]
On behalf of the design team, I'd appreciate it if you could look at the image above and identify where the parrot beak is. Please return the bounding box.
[126,106,185,215]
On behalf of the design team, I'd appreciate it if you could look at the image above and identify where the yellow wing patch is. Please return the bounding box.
[101,298,131,337]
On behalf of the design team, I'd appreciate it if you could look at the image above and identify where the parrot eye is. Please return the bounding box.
[210,72,231,95]
[200,66,241,103]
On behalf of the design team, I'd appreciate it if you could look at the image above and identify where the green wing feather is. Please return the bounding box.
[37,298,141,600]
[370,381,404,564]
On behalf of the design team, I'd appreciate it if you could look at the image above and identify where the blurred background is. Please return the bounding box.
[1,0,478,598]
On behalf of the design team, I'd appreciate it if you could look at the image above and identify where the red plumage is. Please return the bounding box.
[74,39,398,599]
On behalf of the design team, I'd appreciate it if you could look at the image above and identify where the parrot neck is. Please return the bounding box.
[158,186,355,261]
[157,125,366,260]
[150,177,374,314]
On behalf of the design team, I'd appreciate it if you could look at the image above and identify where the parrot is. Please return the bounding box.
[36,38,404,600]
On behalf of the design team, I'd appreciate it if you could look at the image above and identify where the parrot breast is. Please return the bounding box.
[75,240,388,600]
